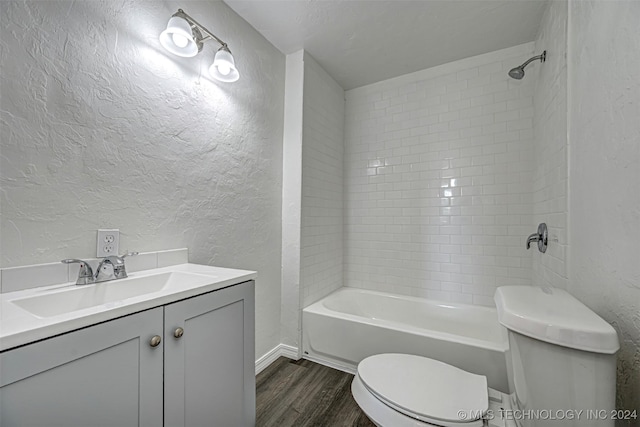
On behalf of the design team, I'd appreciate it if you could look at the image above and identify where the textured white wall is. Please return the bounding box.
[0,1,285,360]
[344,44,535,306]
[300,52,344,307]
[568,0,640,416]
[532,0,569,289]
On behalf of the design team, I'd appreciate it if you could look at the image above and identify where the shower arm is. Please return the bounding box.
[519,51,546,68]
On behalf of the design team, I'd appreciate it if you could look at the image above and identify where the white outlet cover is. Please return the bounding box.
[97,229,120,257]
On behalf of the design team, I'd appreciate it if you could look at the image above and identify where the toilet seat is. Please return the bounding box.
[355,354,488,427]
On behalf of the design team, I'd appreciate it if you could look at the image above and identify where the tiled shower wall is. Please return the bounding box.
[344,44,536,305]
[300,54,345,307]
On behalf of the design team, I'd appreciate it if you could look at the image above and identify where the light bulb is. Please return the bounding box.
[209,47,239,82]
[159,16,198,57]
[217,63,231,76]
[172,33,188,48]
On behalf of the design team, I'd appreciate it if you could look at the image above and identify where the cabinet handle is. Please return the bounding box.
[174,327,184,338]
[149,335,162,347]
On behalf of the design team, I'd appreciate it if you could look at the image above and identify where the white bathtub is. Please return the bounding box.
[302,287,509,392]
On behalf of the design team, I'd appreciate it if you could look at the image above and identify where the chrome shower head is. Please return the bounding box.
[508,50,546,80]
[508,66,525,80]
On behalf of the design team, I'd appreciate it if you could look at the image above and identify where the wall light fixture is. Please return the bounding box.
[159,9,239,82]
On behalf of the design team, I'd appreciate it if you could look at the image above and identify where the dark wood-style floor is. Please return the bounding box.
[256,357,376,427]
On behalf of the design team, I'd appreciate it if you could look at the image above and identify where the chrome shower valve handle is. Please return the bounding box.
[526,223,548,253]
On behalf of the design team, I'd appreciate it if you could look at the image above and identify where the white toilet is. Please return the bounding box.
[351,286,619,427]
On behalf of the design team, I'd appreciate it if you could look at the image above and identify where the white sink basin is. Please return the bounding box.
[12,272,215,318]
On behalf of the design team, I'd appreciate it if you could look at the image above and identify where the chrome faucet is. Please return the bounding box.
[62,252,138,285]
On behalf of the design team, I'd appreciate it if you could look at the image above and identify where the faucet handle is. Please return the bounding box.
[61,259,95,285]
[61,259,93,275]
[108,251,138,279]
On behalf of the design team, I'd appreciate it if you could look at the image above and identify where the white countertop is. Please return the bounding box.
[0,263,257,352]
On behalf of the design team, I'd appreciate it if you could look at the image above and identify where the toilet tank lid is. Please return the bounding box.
[494,286,619,354]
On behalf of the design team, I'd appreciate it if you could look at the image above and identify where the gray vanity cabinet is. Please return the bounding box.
[164,280,256,427]
[0,280,255,427]
[0,307,164,427]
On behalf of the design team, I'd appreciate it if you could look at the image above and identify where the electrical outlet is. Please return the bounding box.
[97,229,120,257]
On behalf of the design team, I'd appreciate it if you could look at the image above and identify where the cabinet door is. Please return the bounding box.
[0,308,164,427]
[164,281,255,427]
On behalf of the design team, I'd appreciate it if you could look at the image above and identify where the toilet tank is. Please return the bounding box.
[495,286,619,427]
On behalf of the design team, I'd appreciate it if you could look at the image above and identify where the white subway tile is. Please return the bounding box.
[345,45,534,305]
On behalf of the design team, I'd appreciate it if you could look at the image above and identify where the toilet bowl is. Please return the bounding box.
[351,286,620,427]
[351,353,507,427]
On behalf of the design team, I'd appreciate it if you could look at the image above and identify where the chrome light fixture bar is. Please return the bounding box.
[160,9,239,82]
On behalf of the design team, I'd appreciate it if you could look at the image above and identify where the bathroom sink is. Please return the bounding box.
[11,271,215,318]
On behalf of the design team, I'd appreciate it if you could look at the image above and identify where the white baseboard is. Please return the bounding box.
[302,353,357,375]
[278,343,299,359]
[255,344,299,375]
